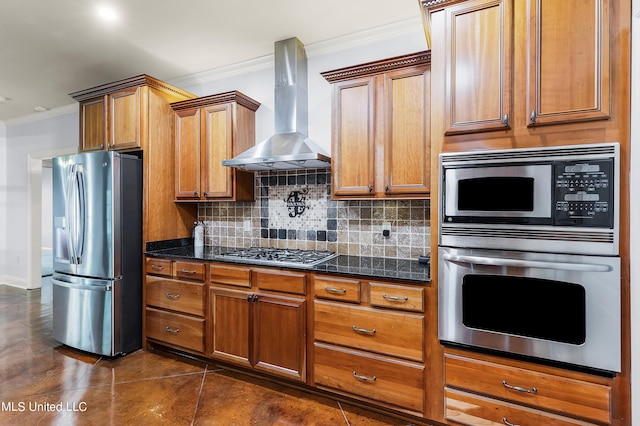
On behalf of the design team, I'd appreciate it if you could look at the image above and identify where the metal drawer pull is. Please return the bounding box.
[502,380,537,394]
[352,325,376,335]
[150,265,164,270]
[352,371,376,382]
[165,293,180,300]
[324,286,347,294]
[165,326,180,333]
[382,294,408,302]
[181,269,197,274]
[502,418,519,426]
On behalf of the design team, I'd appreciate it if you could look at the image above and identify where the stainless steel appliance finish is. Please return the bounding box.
[440,142,619,256]
[52,151,142,356]
[215,247,337,268]
[222,37,331,171]
[438,246,621,372]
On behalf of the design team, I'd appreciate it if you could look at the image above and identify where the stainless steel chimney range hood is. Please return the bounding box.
[222,37,331,171]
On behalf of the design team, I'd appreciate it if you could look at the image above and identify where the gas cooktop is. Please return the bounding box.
[214,247,338,268]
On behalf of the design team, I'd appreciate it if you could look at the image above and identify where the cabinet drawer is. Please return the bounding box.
[445,354,611,424]
[314,343,424,413]
[369,282,424,312]
[145,276,205,316]
[255,269,306,295]
[314,275,361,303]
[445,388,597,426]
[145,307,204,353]
[175,261,205,281]
[314,300,424,362]
[145,258,172,277]
[210,264,251,287]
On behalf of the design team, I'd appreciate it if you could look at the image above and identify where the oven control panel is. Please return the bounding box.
[554,159,614,227]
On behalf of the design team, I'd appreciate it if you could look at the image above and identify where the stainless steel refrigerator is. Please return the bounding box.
[52,151,142,356]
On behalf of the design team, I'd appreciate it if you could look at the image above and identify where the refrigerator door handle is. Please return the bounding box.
[64,164,78,264]
[75,167,86,263]
[52,277,112,292]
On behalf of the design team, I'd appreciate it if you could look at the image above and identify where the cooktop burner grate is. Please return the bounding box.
[214,247,338,268]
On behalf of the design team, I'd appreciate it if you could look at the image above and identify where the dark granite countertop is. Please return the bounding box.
[145,239,430,284]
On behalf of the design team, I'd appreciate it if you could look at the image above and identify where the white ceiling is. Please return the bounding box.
[0,0,423,123]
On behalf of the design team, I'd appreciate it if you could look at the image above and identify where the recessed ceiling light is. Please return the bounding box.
[34,106,49,112]
[0,96,11,103]
[96,4,119,22]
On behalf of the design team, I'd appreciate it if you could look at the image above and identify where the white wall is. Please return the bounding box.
[630,0,639,422]
[2,112,78,287]
[0,122,6,280]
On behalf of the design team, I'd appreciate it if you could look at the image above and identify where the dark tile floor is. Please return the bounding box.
[0,279,419,425]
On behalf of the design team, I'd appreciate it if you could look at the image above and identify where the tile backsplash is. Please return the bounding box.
[198,169,430,259]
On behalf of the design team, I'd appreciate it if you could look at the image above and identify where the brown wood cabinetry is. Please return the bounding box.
[209,266,307,382]
[422,0,609,136]
[322,51,431,199]
[311,275,426,415]
[71,75,198,245]
[171,92,260,201]
[444,352,612,425]
[144,257,206,353]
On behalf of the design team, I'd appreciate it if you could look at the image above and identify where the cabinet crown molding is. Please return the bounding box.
[170,91,261,112]
[321,50,431,83]
[69,74,195,101]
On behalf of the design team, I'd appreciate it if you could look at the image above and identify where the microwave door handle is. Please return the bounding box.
[441,253,613,273]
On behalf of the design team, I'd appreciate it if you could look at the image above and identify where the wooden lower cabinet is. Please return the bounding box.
[444,353,611,425]
[208,269,307,382]
[315,343,424,413]
[145,307,205,353]
[445,388,599,426]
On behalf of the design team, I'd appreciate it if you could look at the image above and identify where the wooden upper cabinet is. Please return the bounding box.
[331,77,376,197]
[171,92,260,202]
[322,51,431,200]
[71,75,193,153]
[443,0,512,134]
[526,0,610,126]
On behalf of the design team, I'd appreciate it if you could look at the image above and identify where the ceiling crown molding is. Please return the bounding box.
[168,16,423,88]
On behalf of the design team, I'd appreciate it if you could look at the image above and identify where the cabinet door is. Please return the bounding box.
[253,294,306,381]
[444,0,512,134]
[331,77,376,197]
[383,67,430,195]
[175,109,201,199]
[202,104,234,199]
[209,287,251,367]
[527,0,609,126]
[79,97,106,152]
[109,86,141,150]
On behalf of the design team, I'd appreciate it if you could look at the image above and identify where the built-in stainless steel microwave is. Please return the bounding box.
[439,142,620,256]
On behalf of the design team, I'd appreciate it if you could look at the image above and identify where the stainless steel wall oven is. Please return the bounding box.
[438,143,621,373]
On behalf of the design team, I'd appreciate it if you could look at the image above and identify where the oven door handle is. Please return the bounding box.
[441,253,613,272]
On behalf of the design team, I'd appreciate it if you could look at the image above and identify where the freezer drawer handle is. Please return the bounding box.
[324,286,347,294]
[502,380,537,394]
[352,325,376,335]
[442,253,613,272]
[165,326,180,333]
[382,294,408,302]
[181,269,197,274]
[52,278,111,292]
[352,371,376,382]
[165,293,180,300]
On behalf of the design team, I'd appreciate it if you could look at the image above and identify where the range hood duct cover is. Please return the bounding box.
[222,37,330,171]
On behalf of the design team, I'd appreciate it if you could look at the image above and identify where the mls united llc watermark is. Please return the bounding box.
[1,401,88,412]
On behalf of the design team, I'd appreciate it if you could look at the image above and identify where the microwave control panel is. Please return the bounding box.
[554,159,614,227]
